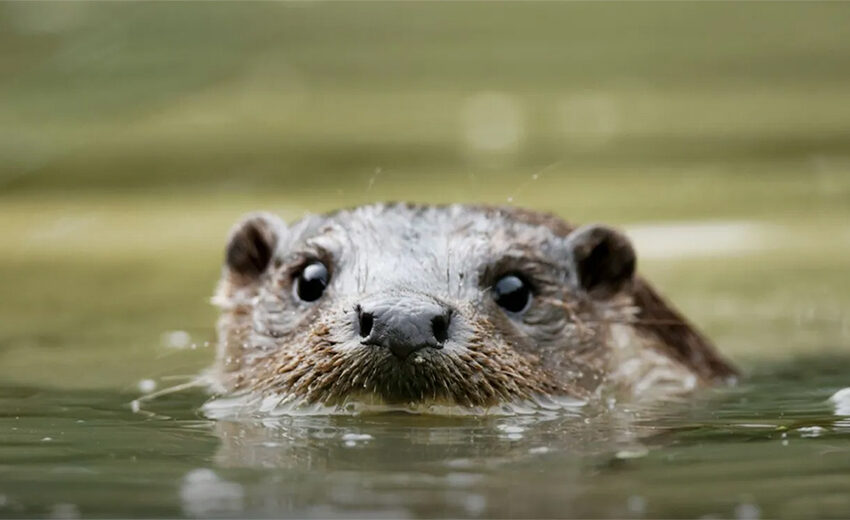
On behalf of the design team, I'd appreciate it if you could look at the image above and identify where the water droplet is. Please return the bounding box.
[180,469,244,517]
[830,387,850,416]
[461,92,525,154]
[797,426,826,438]
[48,502,80,519]
[463,494,487,516]
[734,502,761,520]
[627,495,647,515]
[137,379,157,393]
[161,330,191,349]
[615,445,649,459]
[341,432,372,448]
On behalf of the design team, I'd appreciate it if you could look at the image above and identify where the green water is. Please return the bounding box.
[3,364,850,518]
[2,2,850,518]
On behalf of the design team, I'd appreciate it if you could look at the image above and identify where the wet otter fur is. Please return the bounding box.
[210,203,736,412]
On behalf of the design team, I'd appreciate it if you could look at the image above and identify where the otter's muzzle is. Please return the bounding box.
[356,296,452,360]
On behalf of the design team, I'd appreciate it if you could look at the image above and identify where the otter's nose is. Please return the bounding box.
[357,297,451,360]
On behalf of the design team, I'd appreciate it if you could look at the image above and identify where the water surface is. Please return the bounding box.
[3,360,850,518]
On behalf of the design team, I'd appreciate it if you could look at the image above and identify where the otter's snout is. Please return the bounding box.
[356,296,452,360]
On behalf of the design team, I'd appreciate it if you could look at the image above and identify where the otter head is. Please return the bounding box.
[212,204,639,409]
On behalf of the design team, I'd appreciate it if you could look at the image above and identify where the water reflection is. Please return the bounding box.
[3,360,850,518]
[185,406,656,517]
[176,363,850,518]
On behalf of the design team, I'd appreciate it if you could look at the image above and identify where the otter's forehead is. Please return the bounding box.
[277,204,568,295]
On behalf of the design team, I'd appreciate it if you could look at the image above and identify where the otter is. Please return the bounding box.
[209,203,736,413]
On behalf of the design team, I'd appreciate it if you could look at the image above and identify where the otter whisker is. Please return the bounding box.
[130,377,209,414]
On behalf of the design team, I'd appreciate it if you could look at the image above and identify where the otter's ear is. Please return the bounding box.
[566,225,636,298]
[224,213,285,284]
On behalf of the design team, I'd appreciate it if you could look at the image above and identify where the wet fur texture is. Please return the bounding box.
[211,203,736,409]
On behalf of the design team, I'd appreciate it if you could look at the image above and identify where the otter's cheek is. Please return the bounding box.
[438,314,478,355]
[314,307,359,349]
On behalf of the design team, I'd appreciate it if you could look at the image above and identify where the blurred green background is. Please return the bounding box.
[1,2,849,390]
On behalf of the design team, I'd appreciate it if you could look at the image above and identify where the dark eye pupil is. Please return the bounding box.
[296,262,329,302]
[493,275,531,313]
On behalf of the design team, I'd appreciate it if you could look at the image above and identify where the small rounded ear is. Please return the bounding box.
[566,225,636,298]
[224,213,285,283]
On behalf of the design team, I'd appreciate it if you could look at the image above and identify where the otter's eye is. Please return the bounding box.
[294,261,329,302]
[493,275,532,314]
